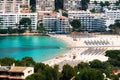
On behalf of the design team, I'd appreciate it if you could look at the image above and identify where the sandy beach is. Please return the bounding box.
[43,34,120,69]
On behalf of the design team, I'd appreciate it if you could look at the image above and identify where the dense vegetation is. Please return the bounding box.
[0,50,120,80]
[109,19,120,34]
[55,0,63,11]
[80,0,90,11]
[70,19,82,32]
[30,0,36,12]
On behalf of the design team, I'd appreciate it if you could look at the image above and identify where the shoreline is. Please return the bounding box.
[0,33,49,36]
[1,33,120,68]
[43,34,120,69]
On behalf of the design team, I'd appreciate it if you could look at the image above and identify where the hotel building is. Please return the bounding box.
[56,16,71,33]
[0,13,37,30]
[42,12,57,32]
[105,10,120,19]
[36,0,55,11]
[0,0,30,13]
[0,65,34,80]
[63,0,119,11]
[89,0,118,11]
[89,0,117,3]
[68,11,105,31]
[42,12,71,33]
[68,10,91,20]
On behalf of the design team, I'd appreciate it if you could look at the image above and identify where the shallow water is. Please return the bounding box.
[0,36,68,62]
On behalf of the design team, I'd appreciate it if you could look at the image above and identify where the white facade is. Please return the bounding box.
[64,0,81,10]
[78,16,105,31]
[0,66,34,80]
[36,0,55,11]
[68,10,91,20]
[42,12,71,33]
[0,0,30,13]
[105,10,120,19]
[90,0,117,3]
[63,0,119,11]
[57,16,71,33]
[68,11,105,31]
[0,13,37,30]
[43,15,57,32]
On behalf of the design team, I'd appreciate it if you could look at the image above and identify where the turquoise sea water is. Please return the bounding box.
[0,36,68,62]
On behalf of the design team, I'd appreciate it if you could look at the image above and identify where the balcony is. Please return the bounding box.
[9,76,25,79]
[0,75,8,78]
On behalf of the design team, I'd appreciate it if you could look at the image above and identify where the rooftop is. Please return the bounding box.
[0,66,10,71]
[9,67,27,72]
[0,66,33,73]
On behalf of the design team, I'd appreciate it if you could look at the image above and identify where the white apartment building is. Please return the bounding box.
[37,11,52,21]
[90,0,117,4]
[63,0,81,10]
[42,12,71,33]
[0,65,34,80]
[36,0,55,11]
[64,0,119,11]
[0,13,37,30]
[89,0,119,11]
[0,0,30,13]
[78,16,105,31]
[68,11,105,31]
[43,13,57,32]
[57,16,71,33]
[105,10,120,19]
[68,10,91,20]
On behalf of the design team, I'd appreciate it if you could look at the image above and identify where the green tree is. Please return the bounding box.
[61,64,75,80]
[89,60,108,69]
[75,69,104,80]
[109,20,120,34]
[100,1,105,7]
[0,57,15,66]
[94,1,98,5]
[53,65,60,80]
[105,50,120,59]
[26,73,46,80]
[115,1,120,6]
[7,27,13,34]
[75,62,90,70]
[55,0,63,11]
[19,17,32,31]
[105,1,110,7]
[30,0,36,12]
[81,0,90,10]
[115,19,120,27]
[44,66,58,80]
[21,57,36,66]
[62,12,68,17]
[105,50,120,67]
[34,63,60,80]
[31,6,36,12]
[70,19,81,31]
[37,23,46,33]
[34,63,47,73]
[90,8,96,13]
[110,75,119,80]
